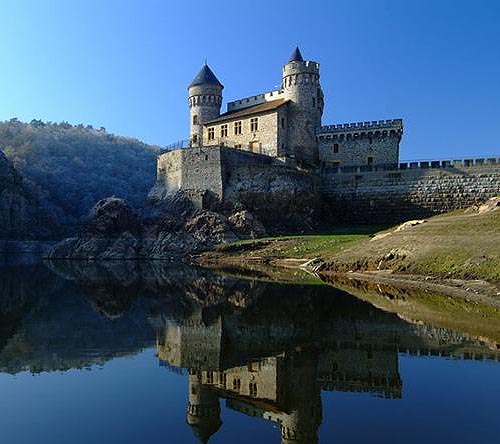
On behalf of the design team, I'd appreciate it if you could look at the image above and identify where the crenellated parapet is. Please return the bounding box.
[318,119,403,140]
[227,89,285,112]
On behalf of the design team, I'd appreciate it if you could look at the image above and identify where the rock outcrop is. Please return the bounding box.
[46,194,262,260]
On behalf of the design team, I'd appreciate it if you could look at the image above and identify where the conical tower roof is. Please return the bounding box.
[189,64,223,88]
[289,46,304,62]
[188,418,222,444]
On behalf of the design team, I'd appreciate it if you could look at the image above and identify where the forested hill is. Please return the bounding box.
[0,119,160,231]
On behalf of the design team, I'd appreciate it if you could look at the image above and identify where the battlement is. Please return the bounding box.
[319,119,403,135]
[283,60,320,71]
[227,89,285,112]
[322,156,500,174]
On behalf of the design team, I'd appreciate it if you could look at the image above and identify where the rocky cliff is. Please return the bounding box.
[46,194,265,259]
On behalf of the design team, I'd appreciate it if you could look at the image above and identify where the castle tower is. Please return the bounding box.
[188,64,223,147]
[280,351,322,444]
[282,47,324,165]
[186,371,222,444]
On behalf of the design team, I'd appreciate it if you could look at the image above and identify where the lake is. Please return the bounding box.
[0,260,499,444]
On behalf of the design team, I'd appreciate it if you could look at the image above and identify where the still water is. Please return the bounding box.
[0,260,499,444]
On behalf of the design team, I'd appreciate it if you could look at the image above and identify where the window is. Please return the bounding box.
[234,121,242,135]
[192,134,198,143]
[367,156,374,165]
[333,143,339,153]
[208,127,215,140]
[207,371,214,384]
[281,117,285,129]
[312,97,316,107]
[233,378,241,391]
[249,383,258,397]
[192,115,198,125]
[234,144,242,149]
[250,117,258,132]
[220,124,228,137]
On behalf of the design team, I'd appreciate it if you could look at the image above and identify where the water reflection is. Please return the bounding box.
[0,260,499,443]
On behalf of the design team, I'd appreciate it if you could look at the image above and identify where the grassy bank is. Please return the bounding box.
[321,207,500,283]
[204,225,383,262]
[197,200,500,285]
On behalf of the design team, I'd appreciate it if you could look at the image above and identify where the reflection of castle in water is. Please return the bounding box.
[2,260,499,442]
[155,281,499,444]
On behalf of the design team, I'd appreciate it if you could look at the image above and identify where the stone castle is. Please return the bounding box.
[152,47,500,225]
[187,46,402,167]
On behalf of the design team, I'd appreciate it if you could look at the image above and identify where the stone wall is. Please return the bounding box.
[155,147,223,207]
[318,119,402,167]
[203,109,285,158]
[320,159,500,223]
[282,60,323,165]
[153,146,316,230]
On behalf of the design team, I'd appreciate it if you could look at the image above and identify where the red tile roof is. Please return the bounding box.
[205,98,289,125]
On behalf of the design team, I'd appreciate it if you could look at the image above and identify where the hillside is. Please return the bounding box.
[319,198,500,283]
[0,150,58,239]
[0,119,159,233]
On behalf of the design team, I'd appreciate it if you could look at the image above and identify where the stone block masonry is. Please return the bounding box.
[320,159,500,223]
[153,146,314,217]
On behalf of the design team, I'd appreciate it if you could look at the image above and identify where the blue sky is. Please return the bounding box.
[1,0,499,160]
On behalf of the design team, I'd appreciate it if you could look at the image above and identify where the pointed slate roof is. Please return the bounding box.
[189,64,223,88]
[289,46,304,62]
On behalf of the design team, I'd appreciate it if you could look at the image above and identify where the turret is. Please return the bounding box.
[279,351,322,444]
[186,371,222,444]
[188,64,223,147]
[282,47,324,165]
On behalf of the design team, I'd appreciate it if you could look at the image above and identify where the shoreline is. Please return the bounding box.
[193,250,500,306]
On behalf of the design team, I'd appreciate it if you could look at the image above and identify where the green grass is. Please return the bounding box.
[216,225,386,261]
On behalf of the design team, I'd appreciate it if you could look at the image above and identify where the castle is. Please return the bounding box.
[187,46,403,167]
[153,47,500,224]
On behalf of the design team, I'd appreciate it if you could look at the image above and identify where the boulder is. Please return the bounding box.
[228,210,267,238]
[184,210,238,244]
[82,197,141,237]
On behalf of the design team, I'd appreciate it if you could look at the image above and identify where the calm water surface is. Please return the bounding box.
[0,260,499,444]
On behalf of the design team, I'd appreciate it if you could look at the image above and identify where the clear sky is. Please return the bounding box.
[1,0,499,160]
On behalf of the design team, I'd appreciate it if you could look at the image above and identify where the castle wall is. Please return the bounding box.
[203,110,283,157]
[318,131,400,166]
[227,89,285,112]
[318,119,403,167]
[156,147,223,206]
[320,159,500,223]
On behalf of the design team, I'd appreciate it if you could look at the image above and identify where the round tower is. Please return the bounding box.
[186,371,222,444]
[188,64,223,147]
[282,47,324,165]
[280,351,322,444]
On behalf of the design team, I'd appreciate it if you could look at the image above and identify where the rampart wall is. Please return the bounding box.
[155,147,223,207]
[320,158,500,223]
